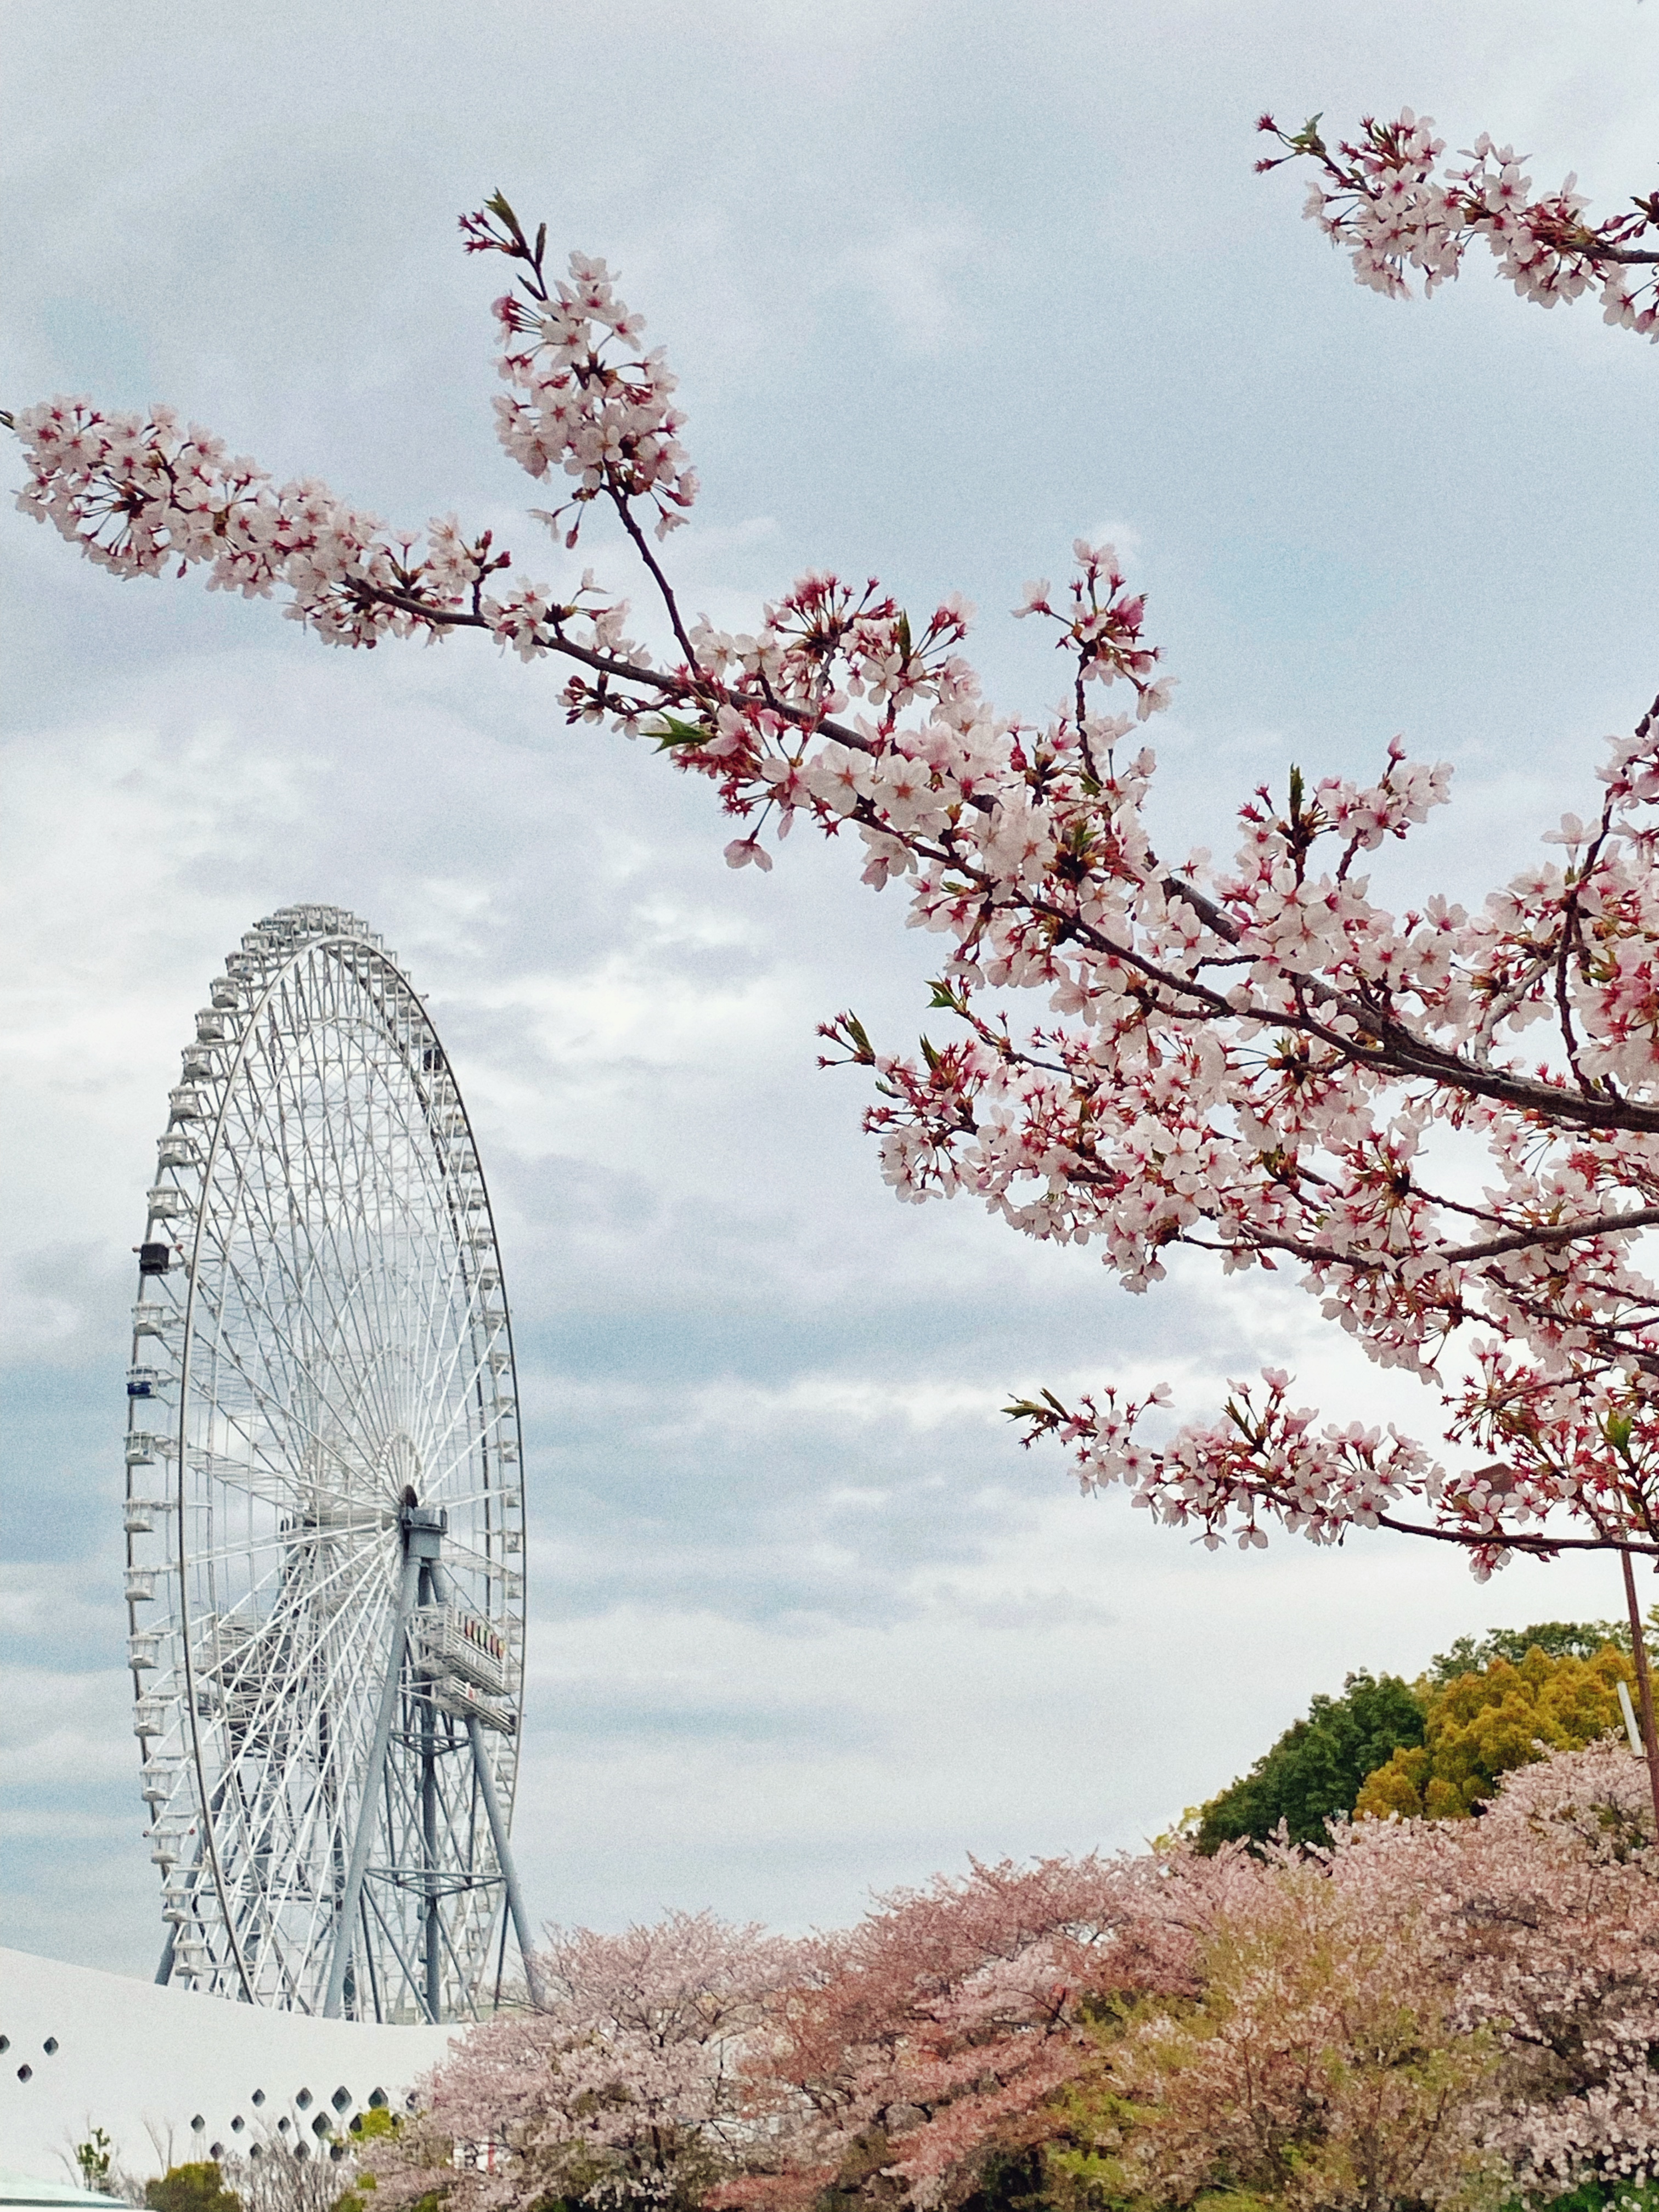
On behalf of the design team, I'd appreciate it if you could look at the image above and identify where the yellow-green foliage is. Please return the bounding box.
[334,2107,407,2212]
[1046,1867,1505,2212]
[348,2108,402,2141]
[1356,1643,1633,1821]
[144,2168,241,2212]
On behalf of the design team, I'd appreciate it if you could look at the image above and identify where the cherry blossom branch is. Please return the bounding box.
[12,146,1659,1576]
[1257,109,1659,338]
[1060,859,1659,1136]
[1433,1205,1659,1266]
[1007,1370,1659,1577]
[1370,1513,1656,1559]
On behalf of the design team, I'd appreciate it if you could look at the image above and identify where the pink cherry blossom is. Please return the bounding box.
[11,148,1659,1589]
[365,1912,797,2211]
[379,1746,1655,2208]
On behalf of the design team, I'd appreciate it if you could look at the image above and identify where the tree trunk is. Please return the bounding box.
[1620,1547,1659,1841]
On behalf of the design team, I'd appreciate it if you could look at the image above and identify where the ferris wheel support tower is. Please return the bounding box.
[319,1499,540,2019]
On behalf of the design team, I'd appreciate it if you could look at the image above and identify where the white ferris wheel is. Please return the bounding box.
[122,904,539,2023]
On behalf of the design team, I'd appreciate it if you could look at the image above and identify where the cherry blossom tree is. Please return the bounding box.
[1053,1854,1508,2212]
[1047,1744,1659,2211]
[742,1746,1659,2211]
[357,1745,1657,2210]
[1335,1742,1659,2194]
[9,111,1659,1617]
[764,1747,1659,2212]
[730,1852,1213,2210]
[362,1912,795,2212]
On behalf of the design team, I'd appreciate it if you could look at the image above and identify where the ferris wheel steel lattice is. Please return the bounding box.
[122,904,539,2022]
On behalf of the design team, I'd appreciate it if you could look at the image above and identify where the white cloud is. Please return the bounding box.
[831,217,994,359]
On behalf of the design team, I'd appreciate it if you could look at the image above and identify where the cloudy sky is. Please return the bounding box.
[3,0,1655,1979]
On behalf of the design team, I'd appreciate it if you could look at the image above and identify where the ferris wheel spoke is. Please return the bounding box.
[182,1364,335,1503]
[332,998,413,1419]
[412,1178,474,1396]
[209,1751,300,1973]
[198,1160,308,1421]
[215,1781,313,2002]
[196,1519,390,1834]
[261,1564,390,1788]
[217,1551,396,1988]
[201,1249,396,1496]
[410,1304,511,1499]
[287,1009,408,1451]
[240,1778,352,1984]
[418,1426,507,1528]
[405,1324,492,1515]
[342,990,461,1435]
[208,1198,353,1453]
[219,1098,302,1302]
[261,1764,360,1984]
[422,1354,510,1476]
[230,1039,400,1456]
[418,1314,500,1481]
[394,1217,467,1477]
[278,1177,402,1468]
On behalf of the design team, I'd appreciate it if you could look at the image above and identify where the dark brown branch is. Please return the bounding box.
[606,486,702,672]
[352,583,878,749]
[1437,1206,1659,1265]
[1370,1511,1658,1559]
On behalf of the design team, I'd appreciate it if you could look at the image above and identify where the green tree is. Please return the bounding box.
[74,2131,113,2192]
[1192,1620,1642,1850]
[1423,1618,1630,1687]
[145,2166,242,2212]
[1356,1641,1633,1821]
[1193,1671,1425,1852]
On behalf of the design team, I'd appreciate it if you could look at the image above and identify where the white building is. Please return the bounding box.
[0,1949,458,2182]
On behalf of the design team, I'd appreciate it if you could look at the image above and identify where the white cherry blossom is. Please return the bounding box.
[11,146,1659,1581]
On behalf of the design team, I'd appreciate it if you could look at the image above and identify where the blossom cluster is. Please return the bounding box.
[9,201,684,662]
[13,143,1659,1575]
[464,192,698,546]
[7,389,636,666]
[1257,107,1659,338]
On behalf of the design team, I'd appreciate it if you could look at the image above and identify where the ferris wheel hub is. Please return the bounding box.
[402,1503,448,1558]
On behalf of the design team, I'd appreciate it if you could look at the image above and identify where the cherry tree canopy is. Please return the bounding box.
[364,1745,1659,2208]
[369,1912,793,2212]
[10,110,1659,1579]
